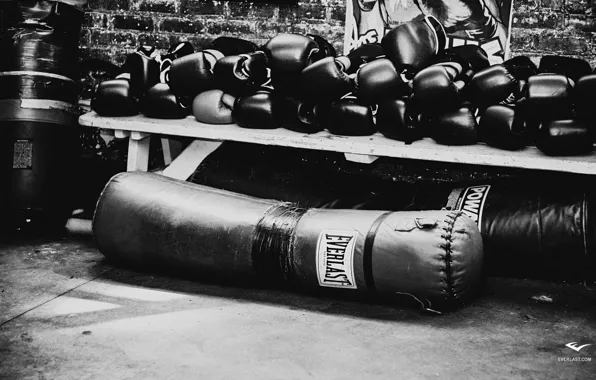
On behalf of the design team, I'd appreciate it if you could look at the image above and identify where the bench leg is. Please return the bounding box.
[127,131,151,172]
[161,138,184,165]
[162,139,223,180]
[161,138,173,166]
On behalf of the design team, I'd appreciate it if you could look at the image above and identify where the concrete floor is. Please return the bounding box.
[1,232,595,380]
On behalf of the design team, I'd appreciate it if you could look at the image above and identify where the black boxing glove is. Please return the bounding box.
[322,96,376,136]
[538,55,592,84]
[437,45,490,73]
[91,78,139,116]
[573,74,596,139]
[79,58,121,105]
[382,15,447,78]
[208,36,259,57]
[468,55,538,112]
[262,33,332,96]
[426,102,478,146]
[157,41,194,83]
[120,47,161,100]
[139,83,188,119]
[307,33,337,62]
[167,49,224,104]
[300,44,386,103]
[301,56,355,103]
[377,97,425,144]
[413,59,473,112]
[536,119,594,156]
[276,96,324,134]
[344,43,385,75]
[233,86,280,129]
[520,74,575,140]
[355,58,411,105]
[478,105,527,150]
[213,51,269,97]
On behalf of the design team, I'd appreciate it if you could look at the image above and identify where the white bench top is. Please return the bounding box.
[79,112,596,176]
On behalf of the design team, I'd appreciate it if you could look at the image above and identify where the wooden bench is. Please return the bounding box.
[78,112,596,181]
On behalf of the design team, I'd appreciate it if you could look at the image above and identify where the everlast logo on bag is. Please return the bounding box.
[316,230,358,289]
[447,185,491,231]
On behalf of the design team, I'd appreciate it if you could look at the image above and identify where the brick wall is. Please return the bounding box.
[81,0,346,65]
[80,0,596,67]
[511,0,596,66]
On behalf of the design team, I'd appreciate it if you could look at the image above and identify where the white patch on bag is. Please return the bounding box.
[316,230,358,289]
[447,185,491,231]
[13,139,33,169]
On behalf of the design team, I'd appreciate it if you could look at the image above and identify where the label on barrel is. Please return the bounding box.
[316,230,358,289]
[445,185,491,232]
[13,139,33,169]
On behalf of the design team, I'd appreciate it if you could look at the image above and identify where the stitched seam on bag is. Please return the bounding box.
[439,211,458,300]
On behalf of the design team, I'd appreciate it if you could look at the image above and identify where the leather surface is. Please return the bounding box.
[192,89,235,124]
[93,172,485,310]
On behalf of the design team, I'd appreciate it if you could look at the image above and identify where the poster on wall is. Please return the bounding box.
[344,0,513,65]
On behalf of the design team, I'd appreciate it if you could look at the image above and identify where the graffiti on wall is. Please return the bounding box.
[344,0,513,64]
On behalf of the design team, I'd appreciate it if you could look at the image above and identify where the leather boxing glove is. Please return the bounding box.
[167,49,224,103]
[322,96,376,136]
[503,55,540,81]
[468,55,538,111]
[208,36,259,56]
[91,78,139,116]
[120,47,161,100]
[355,58,411,105]
[79,58,121,107]
[157,41,194,83]
[343,43,384,75]
[520,74,575,140]
[276,96,324,134]
[381,15,446,78]
[478,105,526,150]
[376,97,425,143]
[139,83,188,119]
[412,59,473,112]
[307,33,337,62]
[535,119,594,156]
[233,86,280,129]
[262,33,331,96]
[300,56,355,103]
[538,55,592,84]
[300,44,386,103]
[440,45,490,74]
[213,51,269,97]
[192,89,236,125]
[573,74,596,137]
[426,102,478,146]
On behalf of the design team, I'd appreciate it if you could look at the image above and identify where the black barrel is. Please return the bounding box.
[0,0,83,234]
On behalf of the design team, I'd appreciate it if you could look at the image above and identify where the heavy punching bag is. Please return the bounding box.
[358,180,596,282]
[93,172,485,312]
[0,0,83,234]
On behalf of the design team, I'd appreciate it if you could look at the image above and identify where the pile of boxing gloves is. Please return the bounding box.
[92,14,596,157]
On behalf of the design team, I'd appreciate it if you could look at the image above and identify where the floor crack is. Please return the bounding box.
[0,268,112,328]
